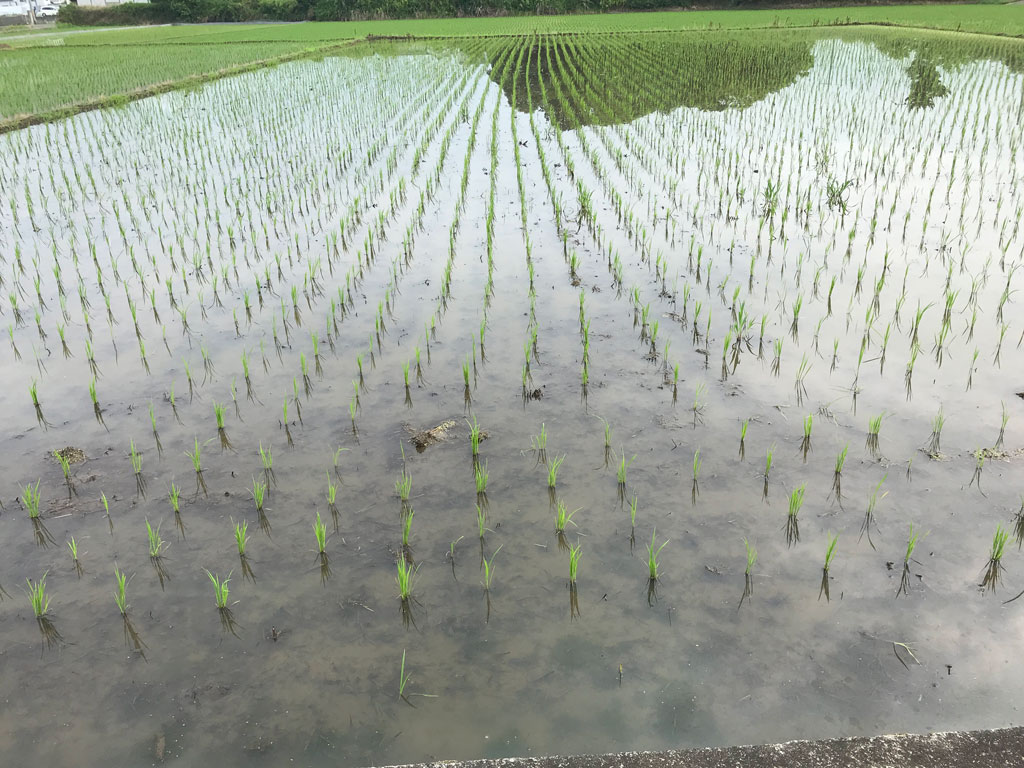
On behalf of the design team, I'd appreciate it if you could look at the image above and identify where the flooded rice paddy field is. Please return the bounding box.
[1,27,1024,766]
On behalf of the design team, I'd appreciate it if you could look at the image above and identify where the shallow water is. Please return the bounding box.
[1,28,1023,766]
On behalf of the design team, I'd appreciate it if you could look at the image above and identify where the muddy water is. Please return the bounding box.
[1,29,1023,766]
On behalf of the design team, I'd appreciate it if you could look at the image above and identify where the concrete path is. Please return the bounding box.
[379,727,1024,768]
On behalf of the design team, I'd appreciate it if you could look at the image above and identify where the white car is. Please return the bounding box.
[36,4,59,16]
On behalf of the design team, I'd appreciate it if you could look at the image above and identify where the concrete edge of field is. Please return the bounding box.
[375,726,1024,768]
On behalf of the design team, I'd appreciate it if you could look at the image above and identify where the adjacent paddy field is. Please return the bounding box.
[1,18,1024,767]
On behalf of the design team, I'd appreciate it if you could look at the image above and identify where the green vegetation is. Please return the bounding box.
[4,7,1024,128]
[206,570,231,609]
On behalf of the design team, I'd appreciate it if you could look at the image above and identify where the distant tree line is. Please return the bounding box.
[58,0,881,26]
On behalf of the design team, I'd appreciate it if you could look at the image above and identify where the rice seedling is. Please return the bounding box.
[739,538,757,608]
[396,555,417,602]
[397,649,417,705]
[168,482,181,516]
[829,443,848,506]
[799,414,813,461]
[996,401,1009,450]
[691,448,702,504]
[785,484,805,546]
[313,510,327,554]
[691,382,707,427]
[21,480,41,519]
[213,402,232,450]
[554,499,579,535]
[26,572,51,617]
[794,354,811,404]
[927,407,945,456]
[859,474,887,549]
[819,533,838,602]
[395,468,412,501]
[129,438,145,496]
[897,524,925,598]
[1012,497,1024,552]
[980,524,1010,593]
[531,423,548,464]
[617,448,636,491]
[646,529,669,582]
[771,338,783,377]
[30,379,48,427]
[866,414,883,457]
[206,570,231,609]
[763,444,775,500]
[53,450,72,491]
[468,415,482,457]
[146,519,165,559]
[739,419,748,460]
[234,520,249,557]
[482,544,502,591]
[474,460,489,501]
[568,542,582,584]
[969,448,986,494]
[401,506,415,560]
[67,537,81,575]
[258,441,275,486]
[113,565,129,615]
[547,454,566,490]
